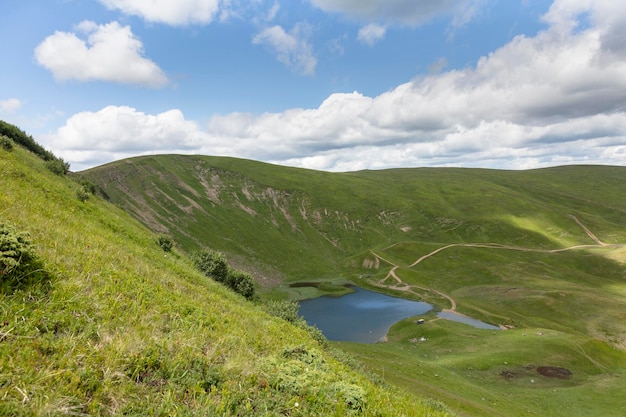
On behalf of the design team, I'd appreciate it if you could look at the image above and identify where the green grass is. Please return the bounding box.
[81,154,626,416]
[339,318,626,417]
[0,142,454,415]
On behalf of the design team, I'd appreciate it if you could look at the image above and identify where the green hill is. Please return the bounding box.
[0,126,453,415]
[82,154,626,416]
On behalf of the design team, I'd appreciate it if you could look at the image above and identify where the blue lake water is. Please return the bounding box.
[298,287,432,343]
[437,311,501,330]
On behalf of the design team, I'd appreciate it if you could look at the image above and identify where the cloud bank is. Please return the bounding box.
[49,1,626,172]
[34,21,168,87]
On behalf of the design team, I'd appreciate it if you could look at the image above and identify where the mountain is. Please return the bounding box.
[1,125,453,416]
[83,154,626,416]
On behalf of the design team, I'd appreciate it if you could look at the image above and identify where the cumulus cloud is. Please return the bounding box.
[252,24,317,75]
[50,1,626,172]
[309,0,471,26]
[98,0,220,26]
[357,24,386,45]
[47,106,214,169]
[34,21,168,87]
[0,98,22,114]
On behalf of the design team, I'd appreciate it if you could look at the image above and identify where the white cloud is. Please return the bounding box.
[34,21,168,87]
[98,0,220,26]
[253,24,317,75]
[357,24,386,46]
[0,98,22,114]
[309,0,473,26]
[49,1,626,172]
[50,106,205,152]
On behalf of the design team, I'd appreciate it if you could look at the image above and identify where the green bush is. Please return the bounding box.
[332,381,367,411]
[225,268,255,299]
[0,222,36,277]
[264,300,301,323]
[76,188,90,202]
[264,300,327,347]
[0,135,13,151]
[192,249,257,299]
[192,249,229,283]
[73,176,97,195]
[46,158,70,176]
[0,222,50,291]
[155,234,173,252]
[0,120,55,161]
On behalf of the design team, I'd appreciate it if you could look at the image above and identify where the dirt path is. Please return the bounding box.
[370,215,620,313]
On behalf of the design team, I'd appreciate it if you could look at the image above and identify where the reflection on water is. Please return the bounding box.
[437,311,500,330]
[298,287,432,343]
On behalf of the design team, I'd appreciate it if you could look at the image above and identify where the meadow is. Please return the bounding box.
[83,154,626,416]
[1,127,453,416]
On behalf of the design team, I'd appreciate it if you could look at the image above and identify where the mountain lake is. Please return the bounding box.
[298,286,499,343]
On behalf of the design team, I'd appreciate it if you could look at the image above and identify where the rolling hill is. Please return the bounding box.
[82,154,626,416]
[1,124,454,416]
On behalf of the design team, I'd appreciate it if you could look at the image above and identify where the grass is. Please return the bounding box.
[81,155,626,416]
[0,142,454,415]
[339,318,626,417]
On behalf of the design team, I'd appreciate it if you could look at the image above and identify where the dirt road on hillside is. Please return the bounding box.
[370,215,622,313]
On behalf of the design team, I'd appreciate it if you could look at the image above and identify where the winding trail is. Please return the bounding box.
[370,215,621,313]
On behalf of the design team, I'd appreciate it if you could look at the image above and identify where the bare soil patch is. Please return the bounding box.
[536,366,572,379]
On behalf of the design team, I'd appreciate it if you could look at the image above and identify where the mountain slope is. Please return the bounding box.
[83,155,626,282]
[0,132,453,415]
[83,154,626,416]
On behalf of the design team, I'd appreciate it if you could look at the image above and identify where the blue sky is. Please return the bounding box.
[2,0,626,172]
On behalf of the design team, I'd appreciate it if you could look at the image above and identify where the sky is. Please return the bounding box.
[2,0,626,172]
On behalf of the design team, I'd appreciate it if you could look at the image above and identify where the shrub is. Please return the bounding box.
[155,234,173,252]
[0,222,36,277]
[46,158,70,176]
[0,120,55,161]
[332,381,366,411]
[0,135,12,151]
[264,300,327,347]
[192,249,257,299]
[225,269,255,299]
[264,300,300,323]
[73,176,97,195]
[192,249,228,283]
[76,188,90,202]
[0,222,50,291]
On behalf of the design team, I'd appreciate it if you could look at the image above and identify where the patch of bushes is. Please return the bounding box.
[0,120,69,174]
[192,249,255,299]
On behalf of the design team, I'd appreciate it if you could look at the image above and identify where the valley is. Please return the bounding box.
[81,154,626,416]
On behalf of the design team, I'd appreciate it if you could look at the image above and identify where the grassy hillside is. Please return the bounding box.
[0,132,454,415]
[83,154,626,416]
